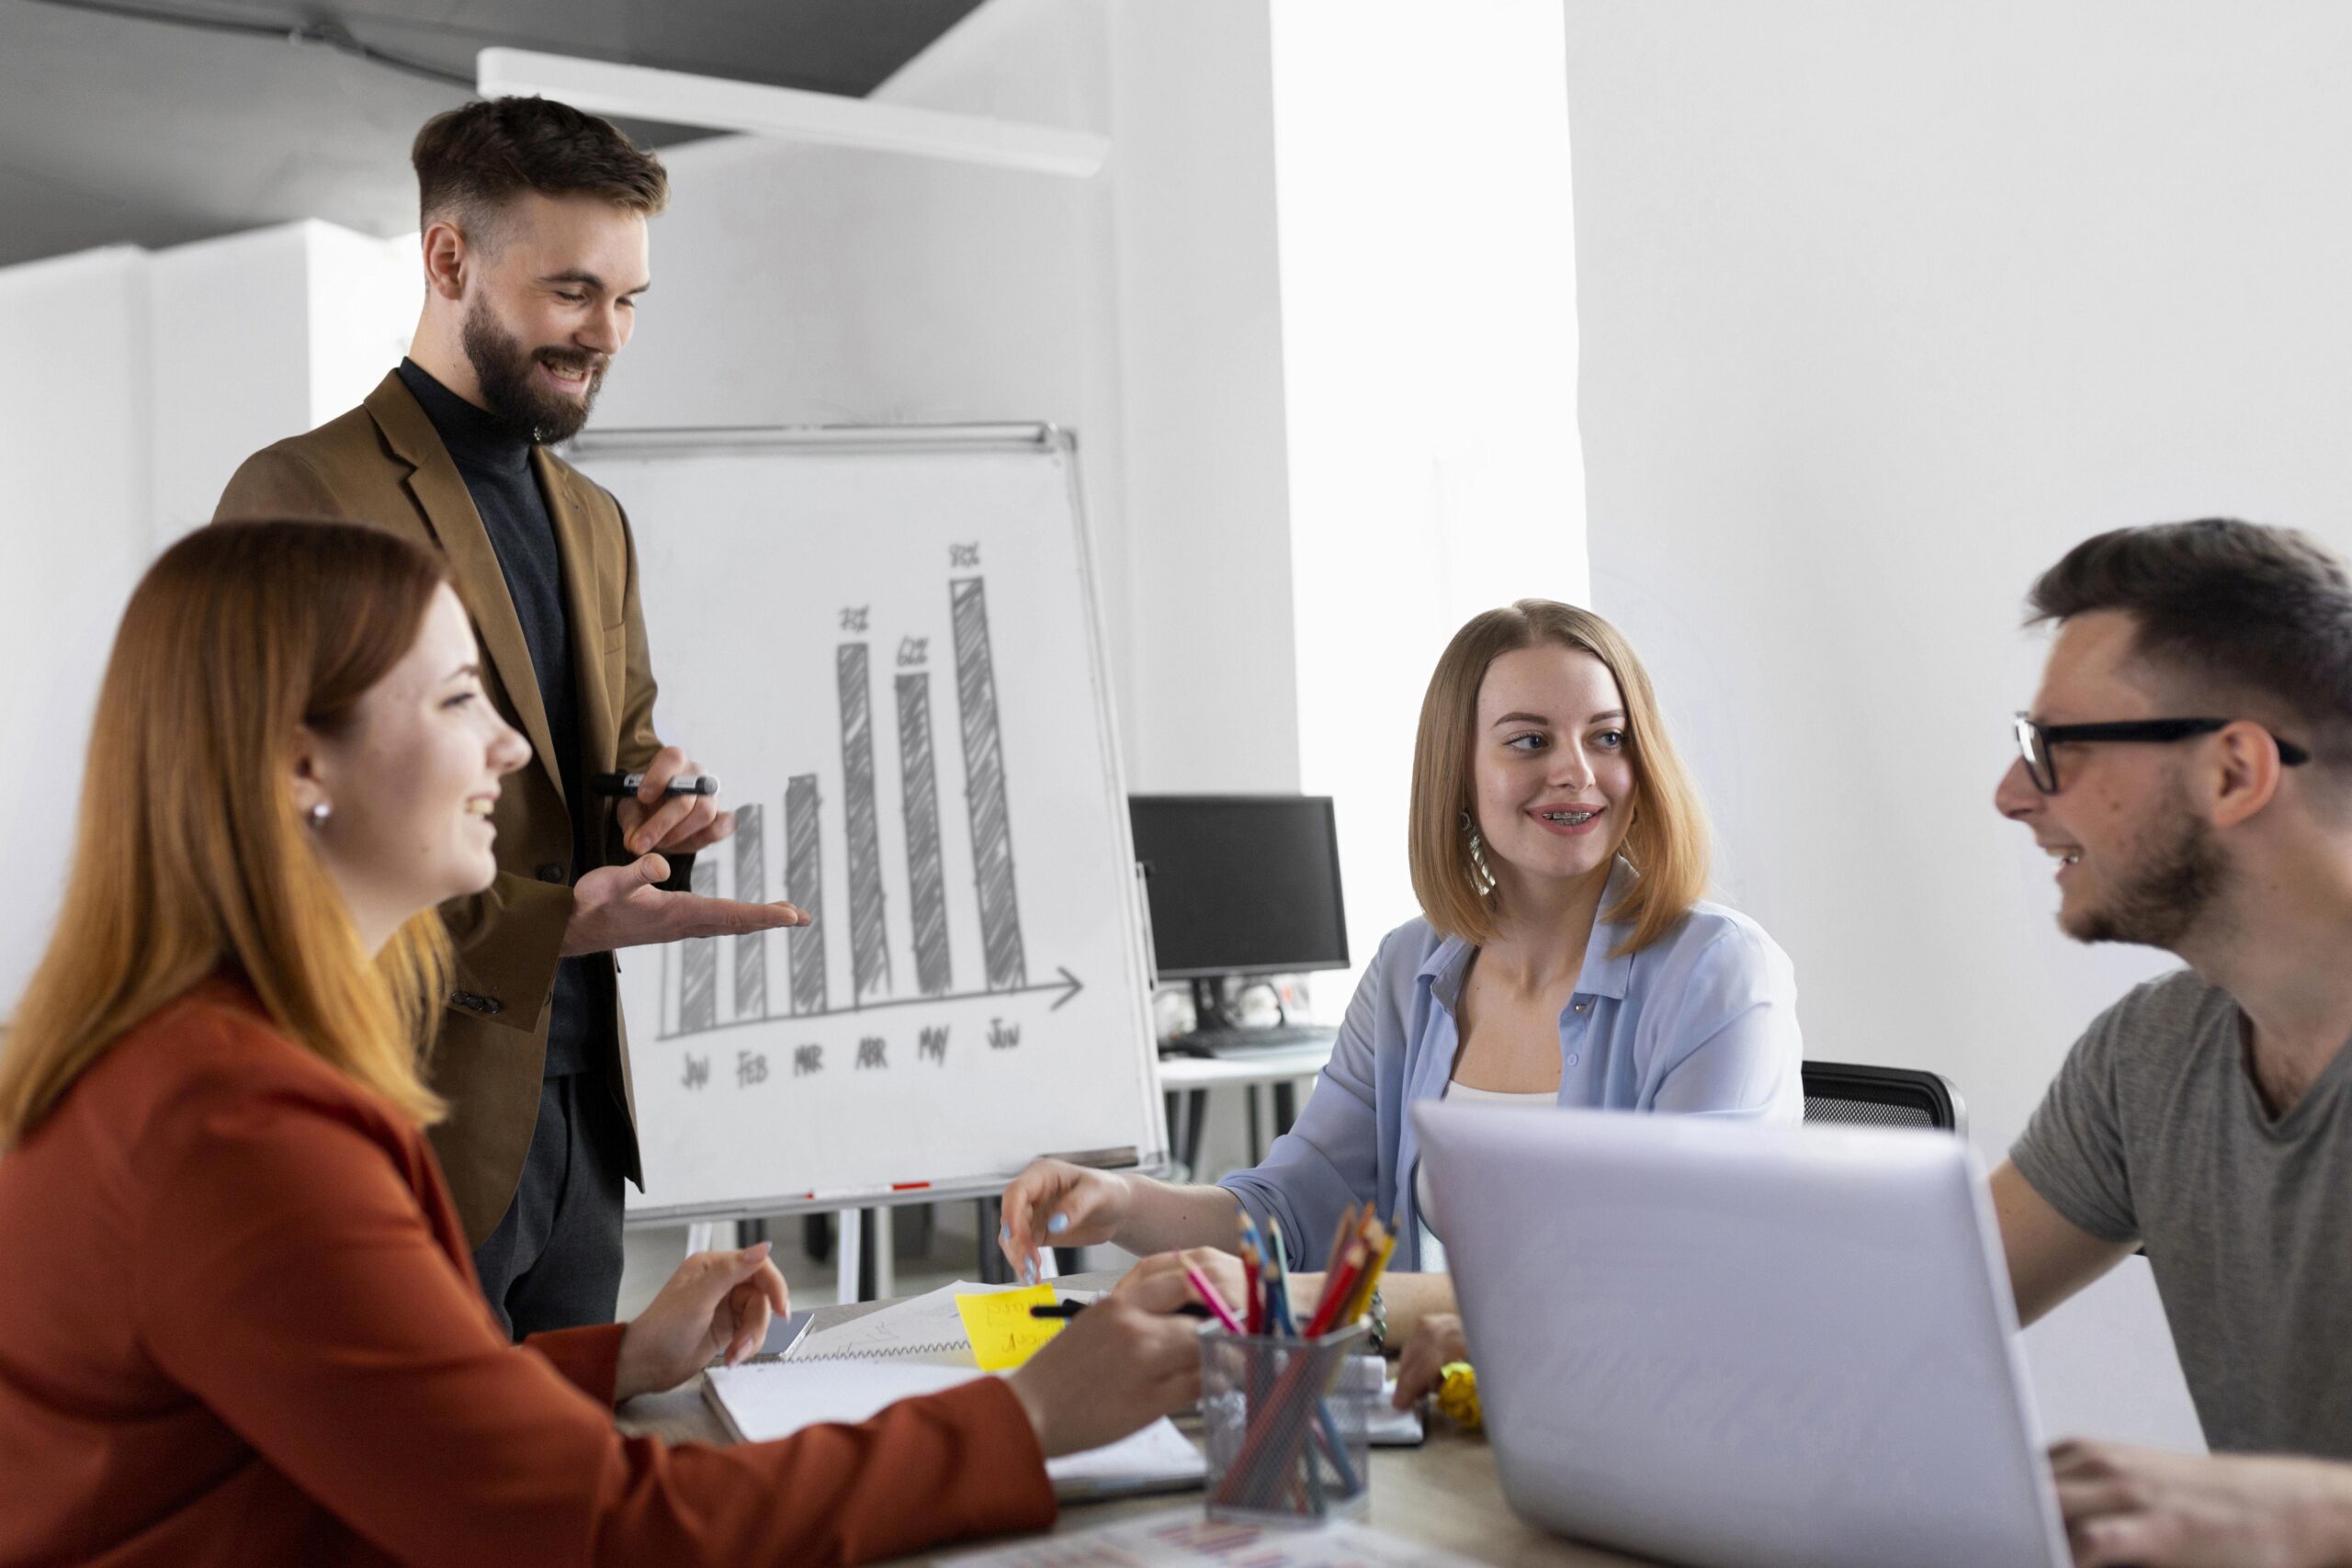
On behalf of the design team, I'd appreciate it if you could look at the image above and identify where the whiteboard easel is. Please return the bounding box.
[566,424,1166,1298]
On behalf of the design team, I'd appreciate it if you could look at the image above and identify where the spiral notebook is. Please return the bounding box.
[789,1280,1091,1368]
[707,1281,1200,1497]
[703,1358,1205,1498]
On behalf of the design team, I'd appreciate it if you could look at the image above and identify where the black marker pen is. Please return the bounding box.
[1030,1300,1211,1321]
[590,772,721,797]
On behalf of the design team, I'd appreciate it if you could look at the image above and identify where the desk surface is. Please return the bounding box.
[616,1273,1659,1568]
[1156,1043,1333,1089]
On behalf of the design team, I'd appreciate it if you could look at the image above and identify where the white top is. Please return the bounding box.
[1415,1079,1559,1250]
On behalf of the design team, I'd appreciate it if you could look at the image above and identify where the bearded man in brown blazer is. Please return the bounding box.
[215,97,805,1335]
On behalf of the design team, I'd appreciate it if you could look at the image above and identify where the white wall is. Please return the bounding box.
[0,220,413,1011]
[594,0,1301,796]
[0,248,151,1011]
[1104,4,1298,790]
[148,225,311,538]
[1559,0,2352,1448]
[303,222,421,435]
[1272,1,1586,983]
[149,220,417,543]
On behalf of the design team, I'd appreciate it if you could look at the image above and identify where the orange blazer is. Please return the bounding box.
[0,981,1055,1567]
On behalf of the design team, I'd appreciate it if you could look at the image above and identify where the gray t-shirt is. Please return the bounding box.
[2012,968,2352,1456]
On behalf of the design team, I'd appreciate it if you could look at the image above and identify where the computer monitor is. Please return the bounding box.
[1127,795,1350,982]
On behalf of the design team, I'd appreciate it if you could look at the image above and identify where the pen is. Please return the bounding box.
[1029,1300,1211,1320]
[590,772,721,797]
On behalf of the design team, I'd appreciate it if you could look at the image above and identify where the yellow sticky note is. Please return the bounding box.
[956,1285,1062,1371]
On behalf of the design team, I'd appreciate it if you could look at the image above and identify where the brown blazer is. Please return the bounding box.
[215,370,666,1244]
[0,979,1057,1567]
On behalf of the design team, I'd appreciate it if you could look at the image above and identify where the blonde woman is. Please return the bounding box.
[1001,600,1803,1394]
[0,522,1200,1567]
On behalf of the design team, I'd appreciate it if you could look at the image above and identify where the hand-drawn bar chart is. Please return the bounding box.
[733,804,768,1016]
[954,576,1027,989]
[837,642,892,1004]
[577,427,1165,1219]
[896,671,952,997]
[785,774,825,1015]
[659,573,1075,1039]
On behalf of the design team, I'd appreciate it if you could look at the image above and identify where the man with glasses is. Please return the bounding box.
[1987,518,2352,1565]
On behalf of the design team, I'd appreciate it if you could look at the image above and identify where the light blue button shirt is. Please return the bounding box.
[1218,860,1804,1271]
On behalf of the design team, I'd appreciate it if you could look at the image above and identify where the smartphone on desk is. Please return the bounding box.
[751,1309,817,1362]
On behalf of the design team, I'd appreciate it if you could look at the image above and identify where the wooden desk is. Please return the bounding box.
[616,1274,1658,1568]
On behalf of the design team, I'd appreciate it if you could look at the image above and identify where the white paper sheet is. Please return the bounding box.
[937,1506,1488,1568]
[1330,1352,1426,1446]
[704,1355,1203,1499]
[789,1282,981,1366]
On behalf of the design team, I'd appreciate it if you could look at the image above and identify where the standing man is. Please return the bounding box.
[216,96,805,1335]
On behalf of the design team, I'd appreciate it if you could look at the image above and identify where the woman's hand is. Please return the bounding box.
[1113,1247,1241,1324]
[999,1159,1136,1282]
[1112,1247,1323,1331]
[614,1242,789,1402]
[1393,1312,1468,1409]
[1006,1265,1203,1456]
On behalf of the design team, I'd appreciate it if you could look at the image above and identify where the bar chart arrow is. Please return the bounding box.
[661,967,1086,1035]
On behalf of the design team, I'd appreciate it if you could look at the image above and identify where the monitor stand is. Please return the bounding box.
[1193,976,1240,1032]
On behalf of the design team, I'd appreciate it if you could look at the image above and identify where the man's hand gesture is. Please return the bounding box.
[563,853,811,956]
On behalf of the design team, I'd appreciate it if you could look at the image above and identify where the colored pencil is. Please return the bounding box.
[1183,1261,1247,1333]
[1340,1219,1395,1326]
[1239,1237,1263,1337]
[1304,1238,1365,1339]
[1323,1201,1360,1282]
[1266,1216,1303,1337]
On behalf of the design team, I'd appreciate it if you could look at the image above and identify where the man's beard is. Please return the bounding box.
[2064,802,2228,951]
[461,299,605,445]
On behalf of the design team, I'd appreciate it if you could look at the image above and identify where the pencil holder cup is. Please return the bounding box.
[1198,1325,1373,1524]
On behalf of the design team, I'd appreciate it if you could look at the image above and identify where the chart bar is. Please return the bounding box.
[950,577,1027,988]
[838,643,893,1002]
[680,857,719,1032]
[732,802,768,1020]
[785,773,827,1016]
[896,671,953,996]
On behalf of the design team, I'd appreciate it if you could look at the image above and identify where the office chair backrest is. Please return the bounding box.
[1802,1061,1965,1136]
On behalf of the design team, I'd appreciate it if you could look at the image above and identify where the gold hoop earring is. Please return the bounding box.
[1459,808,1498,897]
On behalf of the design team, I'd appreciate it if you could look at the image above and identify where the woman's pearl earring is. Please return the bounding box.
[308,801,332,829]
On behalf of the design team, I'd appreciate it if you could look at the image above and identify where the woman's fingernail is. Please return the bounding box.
[999,1224,1010,1243]
[1022,1262,1037,1285]
[1046,1213,1070,1235]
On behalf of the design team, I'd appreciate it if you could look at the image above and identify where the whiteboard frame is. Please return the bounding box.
[564,423,1170,1225]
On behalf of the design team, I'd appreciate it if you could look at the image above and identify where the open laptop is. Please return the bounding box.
[1414,1102,2069,1568]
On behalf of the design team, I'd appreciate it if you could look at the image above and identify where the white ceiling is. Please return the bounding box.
[0,0,983,266]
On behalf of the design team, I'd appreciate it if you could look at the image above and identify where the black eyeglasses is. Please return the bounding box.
[2013,713,2312,795]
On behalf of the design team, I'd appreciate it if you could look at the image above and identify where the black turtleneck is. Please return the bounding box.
[396,358,604,1079]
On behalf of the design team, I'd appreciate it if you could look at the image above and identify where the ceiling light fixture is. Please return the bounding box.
[477,49,1110,179]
